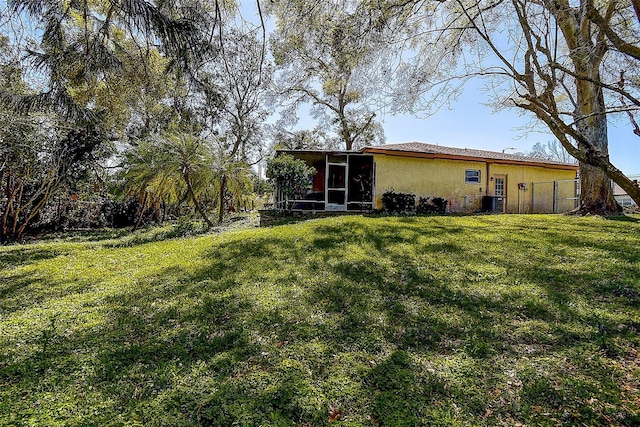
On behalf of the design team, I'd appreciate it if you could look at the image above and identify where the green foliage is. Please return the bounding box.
[3,0,211,125]
[118,132,258,228]
[0,32,114,241]
[0,121,108,241]
[118,137,183,223]
[416,196,448,214]
[1,215,639,425]
[381,190,416,213]
[269,0,387,150]
[381,191,449,215]
[266,154,315,204]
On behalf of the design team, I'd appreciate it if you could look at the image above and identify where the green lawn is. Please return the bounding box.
[1,215,639,426]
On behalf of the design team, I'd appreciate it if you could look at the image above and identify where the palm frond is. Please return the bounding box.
[8,0,56,17]
[0,88,101,123]
[27,31,123,78]
[115,0,210,63]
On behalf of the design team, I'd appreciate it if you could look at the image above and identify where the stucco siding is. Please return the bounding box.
[488,164,577,213]
[373,155,485,212]
[373,154,578,213]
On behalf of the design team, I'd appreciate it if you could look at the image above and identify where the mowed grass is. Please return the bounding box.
[1,215,639,426]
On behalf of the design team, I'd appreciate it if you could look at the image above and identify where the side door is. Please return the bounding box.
[494,175,507,213]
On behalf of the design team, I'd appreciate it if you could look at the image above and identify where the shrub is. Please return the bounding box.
[266,154,315,209]
[101,198,140,228]
[416,197,448,214]
[382,190,416,214]
[381,191,449,215]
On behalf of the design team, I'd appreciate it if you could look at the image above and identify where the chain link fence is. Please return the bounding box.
[531,179,579,213]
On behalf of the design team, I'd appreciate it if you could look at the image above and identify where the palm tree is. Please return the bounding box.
[210,155,254,223]
[120,131,259,228]
[119,138,183,230]
[4,0,216,121]
[162,133,217,227]
[120,133,221,229]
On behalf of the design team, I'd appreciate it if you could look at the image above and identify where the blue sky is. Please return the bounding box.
[379,81,639,175]
[241,3,638,175]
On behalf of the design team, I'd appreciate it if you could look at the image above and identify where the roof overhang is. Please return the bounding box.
[362,147,579,171]
[277,149,359,156]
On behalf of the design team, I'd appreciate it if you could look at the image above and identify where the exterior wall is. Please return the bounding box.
[373,155,486,212]
[373,154,578,213]
[488,164,577,213]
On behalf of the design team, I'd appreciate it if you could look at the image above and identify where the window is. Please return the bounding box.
[620,197,635,207]
[494,177,505,196]
[465,169,481,184]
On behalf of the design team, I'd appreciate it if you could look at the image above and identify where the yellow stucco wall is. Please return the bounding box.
[373,154,578,213]
[489,163,578,213]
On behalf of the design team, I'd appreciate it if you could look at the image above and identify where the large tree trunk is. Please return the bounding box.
[579,163,620,214]
[574,62,621,214]
[559,1,621,215]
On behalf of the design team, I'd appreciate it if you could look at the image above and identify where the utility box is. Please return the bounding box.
[482,196,496,212]
[482,196,504,213]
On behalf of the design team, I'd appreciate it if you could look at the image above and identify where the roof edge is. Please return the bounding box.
[362,146,579,171]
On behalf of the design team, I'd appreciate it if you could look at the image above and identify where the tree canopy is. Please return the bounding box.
[268,0,390,150]
[1,0,639,240]
[2,0,216,123]
[367,0,640,211]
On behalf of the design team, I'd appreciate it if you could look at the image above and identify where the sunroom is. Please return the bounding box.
[274,150,375,212]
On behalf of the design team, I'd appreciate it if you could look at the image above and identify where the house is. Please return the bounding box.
[613,174,639,207]
[273,142,579,214]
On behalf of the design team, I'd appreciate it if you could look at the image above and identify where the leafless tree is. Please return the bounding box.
[528,141,577,164]
[374,0,640,213]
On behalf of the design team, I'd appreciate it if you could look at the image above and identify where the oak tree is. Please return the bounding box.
[376,0,640,213]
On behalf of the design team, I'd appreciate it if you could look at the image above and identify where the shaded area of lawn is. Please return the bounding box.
[1,215,639,426]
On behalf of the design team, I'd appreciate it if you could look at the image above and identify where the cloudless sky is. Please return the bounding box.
[380,81,639,175]
[241,3,638,175]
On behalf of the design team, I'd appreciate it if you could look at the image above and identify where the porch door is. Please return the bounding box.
[326,163,347,211]
[494,175,506,213]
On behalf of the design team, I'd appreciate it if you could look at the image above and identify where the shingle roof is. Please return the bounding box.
[363,142,578,167]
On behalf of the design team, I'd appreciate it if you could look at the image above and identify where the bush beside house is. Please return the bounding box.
[382,190,448,215]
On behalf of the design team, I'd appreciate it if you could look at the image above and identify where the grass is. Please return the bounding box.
[1,214,639,426]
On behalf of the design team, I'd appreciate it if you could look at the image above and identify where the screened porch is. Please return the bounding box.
[274,151,375,212]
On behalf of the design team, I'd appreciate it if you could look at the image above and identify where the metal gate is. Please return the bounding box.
[531,179,579,213]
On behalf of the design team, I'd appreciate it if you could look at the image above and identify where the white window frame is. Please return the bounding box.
[465,169,481,184]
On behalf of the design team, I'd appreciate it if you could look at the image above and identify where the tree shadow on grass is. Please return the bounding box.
[0,270,49,304]
[603,215,640,223]
[1,261,262,424]
[117,216,640,425]
[0,245,66,269]
[302,217,639,424]
[362,349,473,426]
[0,268,103,317]
[2,215,639,426]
